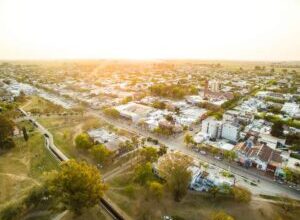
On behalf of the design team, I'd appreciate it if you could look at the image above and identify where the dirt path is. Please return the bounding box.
[72,123,85,145]
[0,172,40,185]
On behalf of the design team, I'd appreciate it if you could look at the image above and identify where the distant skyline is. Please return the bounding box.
[0,0,300,61]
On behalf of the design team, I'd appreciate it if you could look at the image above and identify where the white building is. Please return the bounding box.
[221,122,241,143]
[201,118,222,139]
[281,102,300,118]
[115,102,154,123]
[209,80,220,92]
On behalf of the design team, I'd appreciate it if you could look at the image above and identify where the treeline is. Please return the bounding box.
[256,113,300,129]
[149,84,198,99]
[0,115,15,150]
[0,160,107,220]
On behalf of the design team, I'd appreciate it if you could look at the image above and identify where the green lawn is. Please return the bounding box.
[61,206,109,220]
[22,95,66,114]
[37,115,98,161]
[0,132,58,210]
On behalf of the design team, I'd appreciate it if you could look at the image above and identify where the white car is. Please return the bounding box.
[214,156,222,160]
[200,150,207,155]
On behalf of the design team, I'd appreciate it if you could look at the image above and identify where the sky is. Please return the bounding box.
[0,0,300,61]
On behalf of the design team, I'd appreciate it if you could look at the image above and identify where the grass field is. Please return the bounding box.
[37,115,136,173]
[106,168,300,220]
[23,95,66,114]
[0,132,58,210]
[61,206,110,220]
[37,115,100,160]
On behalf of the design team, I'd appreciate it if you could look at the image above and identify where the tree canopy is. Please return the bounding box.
[231,186,251,203]
[75,133,93,150]
[0,115,15,150]
[211,211,235,220]
[184,133,194,146]
[103,107,120,118]
[134,162,155,185]
[48,160,107,214]
[91,144,113,165]
[158,152,193,202]
[271,121,284,137]
[140,146,158,164]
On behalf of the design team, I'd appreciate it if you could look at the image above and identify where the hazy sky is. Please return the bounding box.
[0,0,300,60]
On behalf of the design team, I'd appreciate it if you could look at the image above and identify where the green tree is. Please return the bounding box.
[119,140,134,153]
[75,133,93,150]
[278,195,297,214]
[134,162,155,185]
[22,127,29,142]
[158,152,192,202]
[224,150,237,162]
[0,138,15,150]
[271,122,284,137]
[131,136,139,148]
[121,96,133,104]
[48,160,107,214]
[211,148,219,156]
[158,145,167,156]
[140,146,158,164]
[103,107,120,118]
[211,211,235,220]
[0,115,14,143]
[184,133,194,147]
[0,115,15,149]
[209,186,220,199]
[147,181,163,201]
[152,101,166,109]
[91,144,112,165]
[231,186,251,203]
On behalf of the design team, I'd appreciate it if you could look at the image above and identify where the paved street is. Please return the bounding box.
[89,110,300,200]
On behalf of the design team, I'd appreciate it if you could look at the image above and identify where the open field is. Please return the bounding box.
[61,206,110,220]
[37,115,138,174]
[106,168,300,220]
[22,95,67,115]
[0,132,58,210]
[37,115,100,159]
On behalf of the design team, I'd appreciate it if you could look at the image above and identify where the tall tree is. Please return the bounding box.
[158,152,192,202]
[208,186,220,199]
[184,133,194,147]
[75,133,93,150]
[211,211,235,220]
[232,186,251,203]
[271,121,284,137]
[147,181,163,201]
[91,144,112,165]
[140,146,158,164]
[22,126,29,142]
[134,162,155,185]
[48,160,107,214]
[0,115,14,143]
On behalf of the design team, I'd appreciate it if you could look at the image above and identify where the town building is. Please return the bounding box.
[221,122,241,143]
[201,118,222,140]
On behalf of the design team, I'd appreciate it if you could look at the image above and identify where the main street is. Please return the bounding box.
[88,110,300,200]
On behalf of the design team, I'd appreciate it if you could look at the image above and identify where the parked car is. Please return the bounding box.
[200,150,206,155]
[214,156,223,161]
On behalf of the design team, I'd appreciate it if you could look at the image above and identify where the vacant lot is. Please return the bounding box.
[37,115,100,160]
[106,168,300,220]
[22,95,67,115]
[0,132,58,210]
[37,115,138,174]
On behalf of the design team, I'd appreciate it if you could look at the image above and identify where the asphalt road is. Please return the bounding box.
[89,110,300,200]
